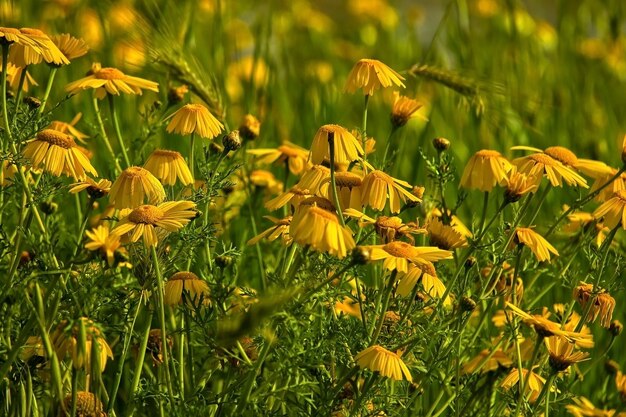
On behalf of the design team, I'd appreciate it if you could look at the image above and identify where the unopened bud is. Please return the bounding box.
[465,256,477,269]
[222,130,241,152]
[40,201,58,215]
[351,246,371,265]
[460,296,476,312]
[239,114,260,141]
[433,137,450,152]
[609,320,623,337]
[167,85,188,105]
[215,255,233,268]
[23,96,41,109]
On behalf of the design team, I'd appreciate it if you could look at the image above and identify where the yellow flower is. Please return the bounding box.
[108,166,166,209]
[334,297,362,320]
[22,128,97,180]
[310,124,363,165]
[247,142,311,175]
[459,149,513,192]
[289,197,355,258]
[427,218,468,250]
[396,262,451,306]
[362,241,452,273]
[8,28,69,67]
[563,208,608,247]
[0,27,40,47]
[265,184,312,211]
[62,392,105,417]
[249,170,283,195]
[344,208,426,244]
[566,397,616,417]
[70,177,112,199]
[111,201,197,247]
[239,114,261,141]
[164,271,210,306]
[85,225,124,266]
[65,62,159,99]
[514,227,559,262]
[247,215,292,246]
[50,33,89,61]
[512,145,613,178]
[513,152,588,188]
[166,103,224,139]
[616,371,626,400]
[500,368,546,402]
[593,190,626,230]
[298,164,330,195]
[390,91,424,128]
[324,171,363,210]
[51,318,113,372]
[49,113,89,143]
[428,208,473,238]
[144,149,194,186]
[1,160,19,186]
[590,168,626,202]
[573,283,616,328]
[4,63,37,92]
[505,302,593,343]
[462,349,512,374]
[504,169,540,202]
[361,170,420,213]
[545,336,589,372]
[344,59,406,96]
[354,345,412,381]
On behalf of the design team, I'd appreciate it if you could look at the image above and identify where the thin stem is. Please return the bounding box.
[526,184,551,225]
[478,192,489,235]
[370,271,397,345]
[361,94,370,173]
[108,95,131,168]
[328,131,345,226]
[93,97,123,174]
[38,66,58,116]
[381,125,398,169]
[12,66,27,123]
[189,132,196,181]
[128,311,153,417]
[2,43,13,150]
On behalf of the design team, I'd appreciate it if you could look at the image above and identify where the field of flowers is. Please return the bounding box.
[1,0,626,416]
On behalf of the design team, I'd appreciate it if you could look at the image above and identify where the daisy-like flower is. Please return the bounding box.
[289,197,355,258]
[144,149,194,186]
[590,168,626,202]
[1,160,19,186]
[164,271,210,305]
[427,218,468,250]
[390,91,424,128]
[62,392,104,417]
[51,318,113,372]
[111,201,197,247]
[514,227,559,262]
[324,171,363,210]
[504,169,540,203]
[334,297,362,320]
[513,152,588,188]
[500,368,547,402]
[8,28,69,67]
[0,27,40,47]
[344,59,406,96]
[4,63,38,92]
[573,283,616,328]
[563,207,608,247]
[249,170,283,195]
[545,336,590,372]
[85,225,124,266]
[65,62,159,99]
[247,215,292,246]
[70,177,112,199]
[344,208,425,244]
[566,397,616,417]
[511,145,613,178]
[310,124,363,165]
[354,345,412,382]
[593,190,626,230]
[462,348,513,374]
[396,262,452,306]
[265,184,312,211]
[298,164,330,195]
[428,208,473,238]
[362,241,453,273]
[361,170,420,213]
[50,33,89,62]
[108,166,166,209]
[247,142,311,176]
[239,114,261,141]
[166,103,224,139]
[49,113,89,143]
[505,302,593,343]
[22,128,97,180]
[459,150,513,192]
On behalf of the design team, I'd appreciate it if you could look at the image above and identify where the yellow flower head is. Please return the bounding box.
[427,218,468,250]
[109,166,166,209]
[390,91,424,128]
[247,142,311,176]
[354,345,412,381]
[545,336,589,372]
[51,318,113,372]
[166,103,224,139]
[504,169,539,202]
[512,145,613,178]
[65,62,159,99]
[8,28,69,67]
[265,184,312,212]
[514,227,559,262]
[462,349,512,374]
[249,170,283,195]
[324,171,363,211]
[566,397,616,417]
[298,164,330,195]
[573,282,616,328]
[247,215,292,246]
[396,262,452,306]
[361,170,420,214]
[164,271,210,306]
[505,302,593,343]
[500,368,546,403]
[590,168,626,202]
[513,152,588,188]
[4,63,38,92]
[593,190,626,230]
[22,128,97,180]
[460,149,513,192]
[112,201,196,247]
[85,225,124,266]
[0,27,39,47]
[144,149,194,186]
[49,113,89,143]
[363,241,452,273]
[344,58,406,96]
[51,33,89,61]
[310,124,363,165]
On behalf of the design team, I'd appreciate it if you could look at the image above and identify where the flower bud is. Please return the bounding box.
[23,96,41,109]
[460,296,476,312]
[222,130,241,152]
[433,137,450,152]
[351,246,371,265]
[167,85,188,105]
[239,114,260,141]
[606,359,621,376]
[609,320,623,337]
[40,201,58,215]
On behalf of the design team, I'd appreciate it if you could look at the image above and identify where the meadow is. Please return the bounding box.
[1,0,626,416]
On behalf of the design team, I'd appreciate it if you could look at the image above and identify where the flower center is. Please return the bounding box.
[376,216,403,229]
[183,103,206,113]
[0,27,20,35]
[122,166,148,179]
[170,271,200,281]
[544,146,578,166]
[300,196,336,212]
[529,153,558,166]
[382,241,415,258]
[36,129,76,149]
[335,172,362,188]
[368,170,393,184]
[128,205,164,224]
[153,149,182,159]
[95,67,126,80]
[476,149,502,158]
[420,262,437,276]
[20,28,46,37]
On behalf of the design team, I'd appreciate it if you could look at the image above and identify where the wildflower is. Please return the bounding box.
[390,91,424,128]
[65,62,159,99]
[622,134,626,165]
[265,184,312,211]
[289,197,355,258]
[512,145,612,178]
[504,169,539,203]
[396,262,451,306]
[112,201,197,247]
[460,150,513,192]
[168,84,189,104]
[432,137,450,152]
[310,124,363,165]
[247,142,311,176]
[545,336,589,372]
[462,349,513,374]
[239,114,261,141]
[70,177,112,199]
[561,312,595,349]
[345,208,425,244]
[573,283,616,328]
[85,225,124,266]
[427,218,468,250]
[62,392,104,417]
[590,168,626,202]
[0,27,40,47]
[563,207,609,246]
[166,103,224,139]
[616,371,626,400]
[514,227,559,262]
[610,320,623,337]
[51,318,113,371]
[247,216,292,245]
[344,59,406,96]
[144,149,194,186]
[500,368,546,402]
[325,171,363,210]
[22,128,97,180]
[50,33,89,61]
[249,170,283,195]
[298,164,330,195]
[505,302,593,343]
[1,160,19,186]
[222,130,242,152]
[108,166,166,209]
[164,271,210,305]
[354,345,412,382]
[361,170,420,213]
[8,28,69,67]
[428,208,473,238]
[513,152,588,188]
[334,297,362,319]
[593,190,626,230]
[566,397,616,417]
[49,113,89,143]
[3,63,38,92]
[362,241,452,273]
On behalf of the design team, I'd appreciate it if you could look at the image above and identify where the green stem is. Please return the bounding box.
[328,131,345,226]
[478,192,489,235]
[2,43,13,151]
[128,311,153,417]
[533,373,556,416]
[370,270,397,345]
[189,132,196,181]
[381,125,398,169]
[184,308,195,388]
[526,184,550,225]
[12,66,27,123]
[108,95,131,168]
[38,66,58,116]
[93,97,122,174]
[71,367,79,417]
[361,94,370,171]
